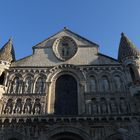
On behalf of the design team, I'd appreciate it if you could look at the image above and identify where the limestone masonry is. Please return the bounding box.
[0,28,140,140]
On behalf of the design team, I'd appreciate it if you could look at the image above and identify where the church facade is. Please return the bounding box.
[0,28,140,140]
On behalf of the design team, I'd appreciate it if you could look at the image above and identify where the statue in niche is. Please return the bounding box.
[101,100,107,114]
[24,105,31,114]
[24,77,32,93]
[15,106,21,114]
[4,99,13,114]
[61,42,69,57]
[114,76,122,90]
[90,78,96,92]
[11,78,19,94]
[24,99,32,114]
[5,106,12,114]
[120,99,127,113]
[33,99,41,114]
[110,100,117,113]
[101,77,109,92]
[15,99,22,114]
[34,106,41,114]
[36,78,46,94]
[92,103,97,114]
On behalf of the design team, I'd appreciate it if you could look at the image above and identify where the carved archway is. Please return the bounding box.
[47,126,91,140]
[8,138,19,140]
[54,74,78,115]
[47,64,86,115]
[49,132,84,140]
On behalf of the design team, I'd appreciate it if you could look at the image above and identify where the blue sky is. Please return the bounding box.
[0,0,140,60]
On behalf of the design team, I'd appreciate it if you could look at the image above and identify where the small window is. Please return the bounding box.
[0,72,5,85]
[129,67,136,82]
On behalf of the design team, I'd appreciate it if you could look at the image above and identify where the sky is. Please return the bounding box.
[0,0,140,60]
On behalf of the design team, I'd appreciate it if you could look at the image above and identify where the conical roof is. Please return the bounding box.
[0,38,15,62]
[118,33,140,62]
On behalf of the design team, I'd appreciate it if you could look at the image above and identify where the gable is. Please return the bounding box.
[33,28,99,49]
[11,29,119,67]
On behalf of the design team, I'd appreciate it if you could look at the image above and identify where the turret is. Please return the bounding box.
[118,33,140,95]
[0,38,15,98]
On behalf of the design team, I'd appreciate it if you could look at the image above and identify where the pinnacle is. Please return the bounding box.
[0,38,15,62]
[118,33,140,62]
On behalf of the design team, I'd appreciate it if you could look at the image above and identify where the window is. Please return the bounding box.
[0,72,5,85]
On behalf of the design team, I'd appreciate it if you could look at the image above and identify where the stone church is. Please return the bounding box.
[0,28,140,140]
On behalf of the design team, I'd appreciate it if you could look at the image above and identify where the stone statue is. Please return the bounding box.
[34,106,41,114]
[36,78,45,94]
[24,99,32,114]
[92,103,97,114]
[11,79,18,93]
[24,77,32,93]
[5,106,12,114]
[90,78,96,92]
[114,76,122,90]
[102,77,109,92]
[15,100,22,114]
[101,101,107,114]
[110,100,117,113]
[120,99,127,113]
[5,99,13,114]
[62,42,69,57]
[15,106,21,114]
[24,105,31,114]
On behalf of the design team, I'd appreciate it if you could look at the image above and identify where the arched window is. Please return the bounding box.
[35,76,46,94]
[89,76,96,92]
[101,76,110,92]
[0,72,5,85]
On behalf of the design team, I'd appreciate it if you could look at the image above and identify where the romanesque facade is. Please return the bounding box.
[0,28,140,140]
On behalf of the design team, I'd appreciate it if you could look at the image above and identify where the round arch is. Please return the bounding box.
[2,130,25,140]
[47,65,86,115]
[54,74,78,115]
[47,126,91,140]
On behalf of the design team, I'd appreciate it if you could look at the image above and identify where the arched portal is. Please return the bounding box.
[8,138,19,140]
[49,132,84,140]
[54,74,78,115]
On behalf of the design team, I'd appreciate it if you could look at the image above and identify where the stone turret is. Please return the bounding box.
[0,38,15,99]
[118,33,140,96]
[0,38,15,63]
[118,32,140,63]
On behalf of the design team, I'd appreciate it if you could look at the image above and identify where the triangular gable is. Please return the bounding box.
[33,28,99,48]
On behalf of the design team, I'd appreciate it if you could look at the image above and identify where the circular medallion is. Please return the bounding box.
[53,36,78,61]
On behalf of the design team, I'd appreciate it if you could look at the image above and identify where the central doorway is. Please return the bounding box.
[49,132,84,140]
[8,138,18,140]
[54,74,78,115]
